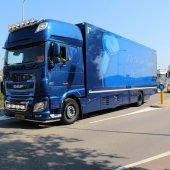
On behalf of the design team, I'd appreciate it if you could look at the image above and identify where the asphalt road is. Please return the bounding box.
[0,93,170,170]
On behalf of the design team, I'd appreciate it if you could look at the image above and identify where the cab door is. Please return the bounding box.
[48,43,84,96]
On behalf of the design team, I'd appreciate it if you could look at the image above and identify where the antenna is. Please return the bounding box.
[22,0,26,21]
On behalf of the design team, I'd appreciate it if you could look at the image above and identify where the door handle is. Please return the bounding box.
[63,82,69,85]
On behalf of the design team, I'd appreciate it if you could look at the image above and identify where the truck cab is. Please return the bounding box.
[167,65,170,93]
[156,69,168,92]
[3,19,85,124]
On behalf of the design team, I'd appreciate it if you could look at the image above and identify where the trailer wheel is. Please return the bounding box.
[61,98,79,125]
[135,92,144,107]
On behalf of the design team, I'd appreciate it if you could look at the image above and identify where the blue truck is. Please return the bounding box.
[2,19,157,124]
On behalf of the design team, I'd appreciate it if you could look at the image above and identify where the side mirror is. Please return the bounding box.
[53,44,60,58]
[49,42,60,69]
[50,42,60,60]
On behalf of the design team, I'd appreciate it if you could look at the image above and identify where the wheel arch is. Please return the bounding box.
[61,89,84,114]
[62,94,82,119]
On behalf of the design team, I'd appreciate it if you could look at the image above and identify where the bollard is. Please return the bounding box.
[160,90,164,104]
[158,84,165,105]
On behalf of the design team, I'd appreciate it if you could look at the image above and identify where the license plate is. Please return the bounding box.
[15,114,25,120]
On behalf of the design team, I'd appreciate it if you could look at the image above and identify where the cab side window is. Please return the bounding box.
[60,46,66,60]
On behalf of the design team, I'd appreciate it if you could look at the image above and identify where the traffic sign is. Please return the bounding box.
[158,84,165,91]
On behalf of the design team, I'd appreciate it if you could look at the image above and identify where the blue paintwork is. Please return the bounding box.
[77,23,157,91]
[3,19,157,122]
[77,22,157,113]
[4,19,83,49]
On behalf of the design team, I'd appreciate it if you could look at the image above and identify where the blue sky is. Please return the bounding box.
[0,0,169,69]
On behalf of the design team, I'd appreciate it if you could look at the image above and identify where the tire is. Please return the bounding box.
[61,98,79,125]
[135,92,144,107]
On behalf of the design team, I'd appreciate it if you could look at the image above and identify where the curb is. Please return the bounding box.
[150,103,170,108]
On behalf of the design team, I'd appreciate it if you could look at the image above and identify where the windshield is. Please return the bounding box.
[158,74,167,79]
[5,43,45,65]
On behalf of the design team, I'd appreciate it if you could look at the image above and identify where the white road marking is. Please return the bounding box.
[113,151,170,170]
[0,116,13,121]
[90,107,160,124]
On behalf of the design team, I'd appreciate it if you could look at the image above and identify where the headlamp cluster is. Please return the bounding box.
[5,102,27,111]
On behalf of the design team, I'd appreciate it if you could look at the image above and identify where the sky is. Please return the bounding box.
[0,0,170,70]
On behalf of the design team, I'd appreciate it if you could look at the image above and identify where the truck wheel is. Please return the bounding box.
[135,92,144,107]
[61,98,79,125]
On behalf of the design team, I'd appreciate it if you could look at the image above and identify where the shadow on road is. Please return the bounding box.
[0,118,55,129]
[0,114,160,169]
[0,132,125,170]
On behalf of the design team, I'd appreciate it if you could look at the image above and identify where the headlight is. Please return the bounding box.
[6,104,11,109]
[35,22,48,33]
[33,101,47,112]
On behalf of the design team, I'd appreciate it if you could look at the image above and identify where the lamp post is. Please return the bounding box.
[22,0,26,21]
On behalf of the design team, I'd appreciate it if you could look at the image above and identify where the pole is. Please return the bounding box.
[160,90,164,104]
[22,0,26,21]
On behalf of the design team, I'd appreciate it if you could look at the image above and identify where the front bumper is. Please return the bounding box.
[4,96,62,123]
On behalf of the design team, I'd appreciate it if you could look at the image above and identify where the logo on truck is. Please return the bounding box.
[13,85,24,89]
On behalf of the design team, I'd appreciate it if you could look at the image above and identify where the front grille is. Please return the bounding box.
[10,92,31,96]
[6,82,34,90]
[5,73,35,82]
[12,73,35,82]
